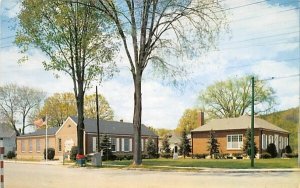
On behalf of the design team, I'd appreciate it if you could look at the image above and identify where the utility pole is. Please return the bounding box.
[96,86,100,152]
[251,76,255,168]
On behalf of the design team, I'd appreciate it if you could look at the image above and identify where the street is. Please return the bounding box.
[4,162,300,188]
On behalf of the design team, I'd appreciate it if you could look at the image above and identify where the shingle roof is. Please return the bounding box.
[191,115,289,133]
[0,123,16,138]
[18,127,60,137]
[70,116,158,137]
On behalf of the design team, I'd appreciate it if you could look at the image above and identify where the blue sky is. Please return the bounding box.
[0,0,299,131]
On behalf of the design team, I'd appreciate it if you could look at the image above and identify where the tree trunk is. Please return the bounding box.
[22,116,26,135]
[132,72,142,165]
[76,84,85,155]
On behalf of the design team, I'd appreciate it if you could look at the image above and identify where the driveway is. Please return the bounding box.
[4,162,300,188]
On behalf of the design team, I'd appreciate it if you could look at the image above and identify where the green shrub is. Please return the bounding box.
[266,143,277,158]
[285,145,292,154]
[193,154,207,159]
[261,152,271,159]
[44,148,55,160]
[7,151,16,159]
[160,153,172,159]
[70,146,78,161]
[286,153,298,158]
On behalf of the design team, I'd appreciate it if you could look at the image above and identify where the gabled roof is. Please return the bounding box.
[18,127,60,137]
[70,116,158,137]
[191,115,289,133]
[0,123,16,138]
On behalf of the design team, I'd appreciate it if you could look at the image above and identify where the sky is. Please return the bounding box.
[0,0,299,132]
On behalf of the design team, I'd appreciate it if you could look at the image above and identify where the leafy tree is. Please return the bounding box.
[198,76,276,119]
[179,128,191,158]
[86,0,226,165]
[161,135,171,154]
[176,108,202,134]
[207,129,219,158]
[0,84,45,135]
[16,0,117,156]
[38,92,114,127]
[243,128,258,157]
[146,137,157,159]
[156,128,172,137]
[100,134,112,161]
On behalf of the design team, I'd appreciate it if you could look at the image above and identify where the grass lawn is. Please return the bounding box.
[103,158,298,169]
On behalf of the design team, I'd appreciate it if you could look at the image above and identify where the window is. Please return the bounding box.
[116,138,119,152]
[227,134,243,149]
[29,139,32,152]
[21,140,25,152]
[262,134,268,150]
[279,136,283,149]
[141,139,144,152]
[124,138,130,152]
[58,138,62,152]
[111,138,116,152]
[36,139,40,152]
[285,137,289,148]
[268,135,273,144]
[92,137,97,152]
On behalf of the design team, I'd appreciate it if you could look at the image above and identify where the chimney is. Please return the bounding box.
[198,112,204,126]
[120,119,123,122]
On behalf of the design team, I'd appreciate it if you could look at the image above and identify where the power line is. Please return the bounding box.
[261,74,300,81]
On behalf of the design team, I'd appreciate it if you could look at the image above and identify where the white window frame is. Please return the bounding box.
[141,139,144,152]
[285,137,288,147]
[279,136,283,149]
[116,138,120,152]
[122,138,125,151]
[123,138,130,152]
[29,139,32,153]
[268,135,273,144]
[262,134,268,150]
[21,140,25,152]
[111,138,116,152]
[92,137,97,152]
[227,134,243,150]
[36,139,40,152]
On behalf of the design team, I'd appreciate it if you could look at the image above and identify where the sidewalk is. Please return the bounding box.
[5,159,300,173]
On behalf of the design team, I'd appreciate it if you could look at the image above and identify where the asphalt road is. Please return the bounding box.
[3,163,300,188]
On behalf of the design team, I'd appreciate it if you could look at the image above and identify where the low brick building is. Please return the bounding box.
[17,116,158,160]
[191,115,289,157]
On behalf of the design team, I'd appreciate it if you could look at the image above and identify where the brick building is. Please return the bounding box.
[191,115,289,157]
[16,116,158,160]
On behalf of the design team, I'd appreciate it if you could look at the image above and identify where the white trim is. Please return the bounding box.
[92,137,97,152]
[116,138,120,152]
[141,139,144,152]
[121,138,125,151]
[129,138,132,152]
[55,116,77,136]
[227,134,243,150]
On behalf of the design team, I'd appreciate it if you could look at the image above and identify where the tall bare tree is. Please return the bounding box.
[16,0,117,155]
[0,84,45,135]
[18,86,45,134]
[0,84,21,136]
[83,0,226,165]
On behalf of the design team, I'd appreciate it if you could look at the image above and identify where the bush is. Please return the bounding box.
[285,145,292,154]
[192,154,207,159]
[70,146,78,161]
[44,148,55,160]
[261,152,272,159]
[160,153,172,159]
[7,151,16,159]
[266,143,277,158]
[286,153,298,158]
